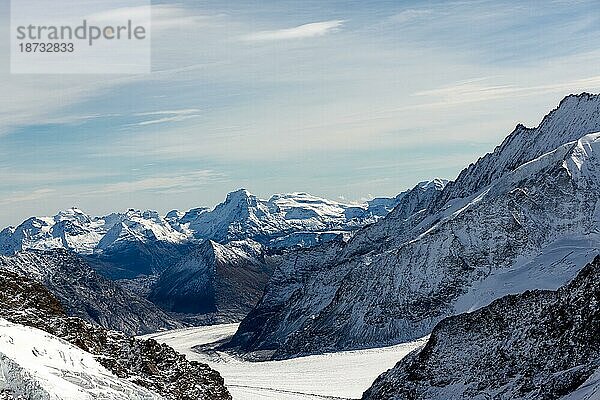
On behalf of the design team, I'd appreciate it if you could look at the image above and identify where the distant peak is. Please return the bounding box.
[417,178,448,191]
[225,188,254,202]
[514,123,533,131]
[165,209,182,219]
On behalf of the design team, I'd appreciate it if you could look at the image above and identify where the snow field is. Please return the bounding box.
[143,324,426,400]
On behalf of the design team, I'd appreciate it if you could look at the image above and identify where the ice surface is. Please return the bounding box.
[142,324,426,400]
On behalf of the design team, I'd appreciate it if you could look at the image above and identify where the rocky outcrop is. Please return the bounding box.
[363,256,600,400]
[0,268,231,400]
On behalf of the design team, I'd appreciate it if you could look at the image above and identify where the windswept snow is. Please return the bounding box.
[0,318,160,400]
[142,324,426,400]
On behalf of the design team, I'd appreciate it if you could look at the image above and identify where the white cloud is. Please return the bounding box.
[243,20,344,42]
[135,109,201,116]
[135,115,201,126]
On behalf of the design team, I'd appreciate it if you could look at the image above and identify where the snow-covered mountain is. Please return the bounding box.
[0,208,190,278]
[0,190,414,278]
[0,267,231,400]
[226,93,600,359]
[0,250,181,335]
[179,189,412,245]
[363,256,600,400]
[149,239,273,322]
[0,208,186,256]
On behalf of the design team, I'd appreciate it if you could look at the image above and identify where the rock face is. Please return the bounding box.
[227,93,600,359]
[363,256,600,400]
[0,250,181,335]
[149,239,273,322]
[0,191,410,279]
[0,268,231,400]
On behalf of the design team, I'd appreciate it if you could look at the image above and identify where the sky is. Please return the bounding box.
[0,0,599,227]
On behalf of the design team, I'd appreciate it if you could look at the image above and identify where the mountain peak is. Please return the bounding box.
[417,178,448,191]
[441,92,600,201]
[225,188,254,203]
[227,188,254,199]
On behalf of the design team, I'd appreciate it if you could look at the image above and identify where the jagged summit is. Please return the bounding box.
[417,178,448,190]
[440,92,600,202]
[226,187,253,200]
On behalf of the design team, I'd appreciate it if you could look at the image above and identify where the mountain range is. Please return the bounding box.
[2,93,600,399]
[0,189,411,279]
[226,93,600,359]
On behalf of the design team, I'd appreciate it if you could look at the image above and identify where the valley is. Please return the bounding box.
[142,324,427,400]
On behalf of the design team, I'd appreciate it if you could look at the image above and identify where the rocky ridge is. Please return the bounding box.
[363,256,600,400]
[0,268,231,400]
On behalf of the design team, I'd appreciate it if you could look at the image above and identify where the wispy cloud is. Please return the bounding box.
[87,4,220,30]
[243,20,344,41]
[413,75,600,107]
[132,109,202,126]
[0,189,56,206]
[388,9,432,24]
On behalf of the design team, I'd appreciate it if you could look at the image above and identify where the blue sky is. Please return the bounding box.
[1,0,599,226]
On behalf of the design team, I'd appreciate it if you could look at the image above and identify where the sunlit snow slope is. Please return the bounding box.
[0,318,160,400]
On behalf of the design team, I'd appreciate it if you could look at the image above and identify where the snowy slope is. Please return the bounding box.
[142,324,426,400]
[363,256,600,400]
[228,93,600,359]
[0,268,231,400]
[0,318,161,400]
